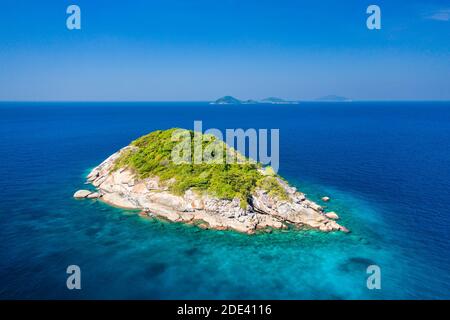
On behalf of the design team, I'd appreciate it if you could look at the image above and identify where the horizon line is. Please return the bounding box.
[1,99,450,103]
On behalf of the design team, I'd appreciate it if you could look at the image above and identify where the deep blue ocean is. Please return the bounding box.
[0,101,449,299]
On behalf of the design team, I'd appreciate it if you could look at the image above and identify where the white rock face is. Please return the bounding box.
[325,212,339,220]
[80,146,349,234]
[87,192,101,199]
[73,190,92,198]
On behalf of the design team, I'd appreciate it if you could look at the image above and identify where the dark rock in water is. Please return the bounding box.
[358,237,369,245]
[259,254,275,262]
[349,257,375,265]
[184,247,199,256]
[85,227,102,237]
[339,257,376,273]
[146,262,167,277]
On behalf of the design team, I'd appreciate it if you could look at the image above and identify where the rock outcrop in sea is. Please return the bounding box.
[75,129,348,234]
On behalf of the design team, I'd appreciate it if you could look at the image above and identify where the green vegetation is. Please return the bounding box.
[113,128,288,207]
[256,176,289,201]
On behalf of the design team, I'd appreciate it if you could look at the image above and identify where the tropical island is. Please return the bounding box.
[74,129,347,234]
[211,96,299,105]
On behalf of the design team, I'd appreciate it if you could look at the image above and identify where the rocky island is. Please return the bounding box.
[210,96,244,105]
[75,129,348,234]
[210,96,299,105]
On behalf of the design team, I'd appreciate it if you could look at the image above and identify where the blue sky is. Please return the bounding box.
[0,0,449,101]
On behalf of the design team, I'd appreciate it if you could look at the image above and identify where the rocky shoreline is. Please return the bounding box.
[75,145,349,234]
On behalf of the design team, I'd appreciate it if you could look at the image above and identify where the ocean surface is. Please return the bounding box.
[0,101,449,299]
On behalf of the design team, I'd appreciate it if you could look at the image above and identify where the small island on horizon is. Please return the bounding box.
[210,96,299,105]
[210,95,353,104]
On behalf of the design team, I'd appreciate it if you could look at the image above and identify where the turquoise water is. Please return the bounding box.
[1,102,449,299]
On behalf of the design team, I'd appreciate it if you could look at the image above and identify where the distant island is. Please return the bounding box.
[260,97,298,104]
[211,96,299,105]
[316,95,352,102]
[210,95,354,104]
[74,129,348,234]
[211,96,244,104]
